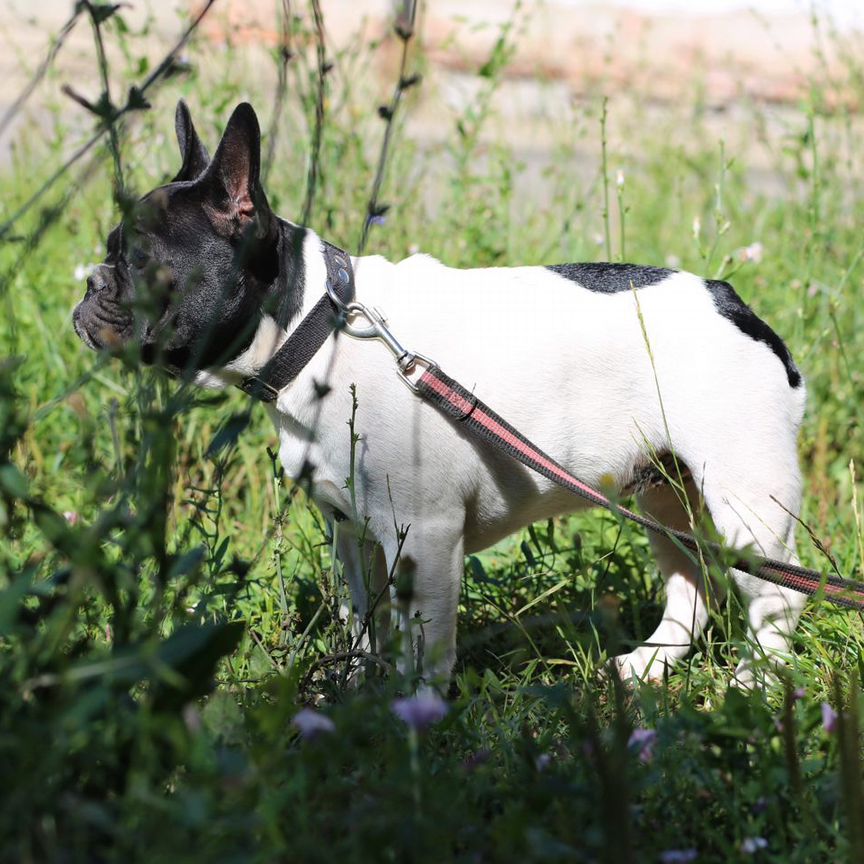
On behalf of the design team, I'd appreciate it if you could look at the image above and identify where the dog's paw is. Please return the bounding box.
[731,659,778,692]
[611,650,669,685]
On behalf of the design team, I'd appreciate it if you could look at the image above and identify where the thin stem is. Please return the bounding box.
[600,97,612,261]
[264,0,295,182]
[0,7,82,137]
[0,0,220,240]
[357,13,417,254]
[301,0,327,225]
[85,1,124,195]
[616,172,626,262]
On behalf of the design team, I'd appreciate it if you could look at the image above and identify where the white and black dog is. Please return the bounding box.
[73,102,807,687]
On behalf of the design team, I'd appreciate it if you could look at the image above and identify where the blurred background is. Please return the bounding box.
[3,1,864,191]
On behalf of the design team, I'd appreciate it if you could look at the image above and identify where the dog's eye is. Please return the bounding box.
[130,247,149,270]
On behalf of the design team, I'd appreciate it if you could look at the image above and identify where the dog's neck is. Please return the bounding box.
[194,223,341,390]
[261,218,309,330]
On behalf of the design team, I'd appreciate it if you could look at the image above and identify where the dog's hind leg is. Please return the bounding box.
[614,477,718,682]
[700,474,806,689]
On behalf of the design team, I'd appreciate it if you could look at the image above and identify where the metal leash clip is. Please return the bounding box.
[326,278,435,392]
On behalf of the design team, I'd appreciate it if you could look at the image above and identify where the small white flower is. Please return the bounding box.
[74,263,95,282]
[292,708,335,739]
[616,169,625,188]
[63,511,79,526]
[739,242,764,264]
[391,691,448,732]
[592,232,605,247]
[740,837,768,854]
[692,217,701,239]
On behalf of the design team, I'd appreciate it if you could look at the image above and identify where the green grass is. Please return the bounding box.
[1,4,864,862]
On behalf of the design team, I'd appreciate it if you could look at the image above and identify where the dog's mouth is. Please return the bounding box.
[73,289,199,376]
[74,317,190,379]
[73,315,100,351]
[72,302,134,352]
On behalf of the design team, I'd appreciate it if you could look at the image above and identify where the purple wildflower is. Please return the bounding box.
[821,702,838,734]
[535,753,553,772]
[463,749,491,772]
[628,727,657,763]
[182,703,202,734]
[792,687,806,702]
[391,691,448,732]
[660,850,698,864]
[292,708,335,739]
[740,836,768,854]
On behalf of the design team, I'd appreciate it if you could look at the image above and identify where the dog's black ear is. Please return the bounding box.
[173,99,210,182]
[202,102,273,242]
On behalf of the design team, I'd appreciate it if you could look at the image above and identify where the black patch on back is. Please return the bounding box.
[705,280,801,388]
[546,262,802,389]
[546,262,674,293]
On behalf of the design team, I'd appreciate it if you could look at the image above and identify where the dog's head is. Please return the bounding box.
[73,101,283,371]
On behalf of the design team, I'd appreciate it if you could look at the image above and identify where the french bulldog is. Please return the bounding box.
[73,101,807,687]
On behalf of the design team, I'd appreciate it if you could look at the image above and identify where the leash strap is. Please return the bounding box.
[239,240,354,402]
[415,363,864,611]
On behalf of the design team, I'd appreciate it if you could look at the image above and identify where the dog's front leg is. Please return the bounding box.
[334,525,390,668]
[381,516,465,689]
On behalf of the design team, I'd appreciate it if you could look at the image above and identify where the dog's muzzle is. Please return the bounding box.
[73,266,133,350]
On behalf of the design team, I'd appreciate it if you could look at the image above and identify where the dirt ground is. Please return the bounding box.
[2,1,862,195]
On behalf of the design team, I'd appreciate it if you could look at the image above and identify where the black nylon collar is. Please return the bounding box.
[239,240,354,402]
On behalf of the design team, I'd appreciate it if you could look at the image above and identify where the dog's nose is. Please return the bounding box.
[85,264,117,295]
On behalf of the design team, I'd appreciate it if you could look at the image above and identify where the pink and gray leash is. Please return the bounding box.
[414,363,864,611]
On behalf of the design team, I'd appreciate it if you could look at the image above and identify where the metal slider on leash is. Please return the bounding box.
[325,272,433,392]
